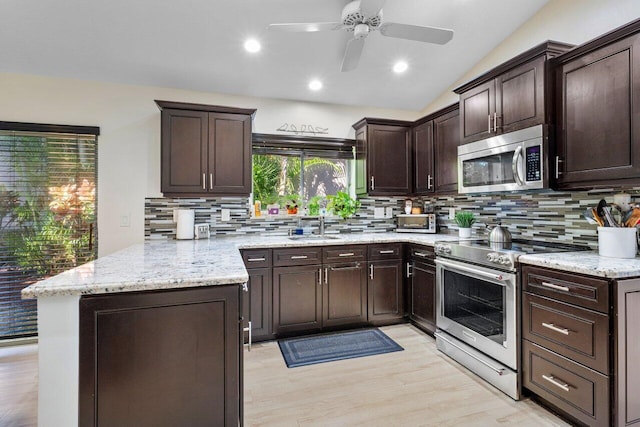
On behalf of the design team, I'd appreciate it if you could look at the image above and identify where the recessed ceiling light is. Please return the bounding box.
[244,39,261,53]
[308,79,323,91]
[393,61,408,73]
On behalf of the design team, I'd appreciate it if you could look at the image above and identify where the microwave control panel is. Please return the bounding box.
[525,145,541,181]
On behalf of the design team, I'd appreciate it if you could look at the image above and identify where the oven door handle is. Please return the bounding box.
[436,258,509,284]
[435,331,506,376]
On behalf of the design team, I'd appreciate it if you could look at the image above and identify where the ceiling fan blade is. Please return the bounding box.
[267,22,342,32]
[379,22,454,45]
[341,38,366,72]
[359,0,386,18]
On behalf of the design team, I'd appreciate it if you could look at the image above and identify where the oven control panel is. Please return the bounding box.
[487,252,514,269]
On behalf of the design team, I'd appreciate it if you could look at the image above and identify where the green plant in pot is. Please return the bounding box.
[327,191,360,220]
[454,211,476,238]
[307,196,324,216]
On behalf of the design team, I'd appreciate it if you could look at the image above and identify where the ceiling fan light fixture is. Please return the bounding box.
[308,79,323,91]
[393,60,408,73]
[244,38,261,53]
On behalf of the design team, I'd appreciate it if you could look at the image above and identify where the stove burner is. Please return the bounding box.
[434,238,590,272]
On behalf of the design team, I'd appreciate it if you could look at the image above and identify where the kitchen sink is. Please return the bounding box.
[288,235,341,240]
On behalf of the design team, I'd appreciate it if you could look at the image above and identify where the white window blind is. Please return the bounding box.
[0,124,98,339]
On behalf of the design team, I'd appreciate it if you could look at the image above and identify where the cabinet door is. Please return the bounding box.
[368,260,404,323]
[79,286,241,427]
[273,265,322,335]
[615,278,640,427]
[413,120,435,194]
[323,262,367,328]
[459,80,496,144]
[409,259,436,333]
[354,126,368,195]
[557,34,640,187]
[161,109,208,194]
[245,268,272,342]
[208,112,252,195]
[497,56,545,134]
[368,124,412,194]
[433,108,461,194]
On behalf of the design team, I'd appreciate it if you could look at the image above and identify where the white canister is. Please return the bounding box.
[597,227,638,258]
[174,209,195,240]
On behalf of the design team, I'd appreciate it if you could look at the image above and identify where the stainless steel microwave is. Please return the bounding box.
[396,214,437,233]
[457,125,548,194]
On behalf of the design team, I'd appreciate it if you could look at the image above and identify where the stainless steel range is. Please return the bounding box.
[433,238,589,400]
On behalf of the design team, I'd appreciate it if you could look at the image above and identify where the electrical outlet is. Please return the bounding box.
[374,207,384,219]
[448,207,455,220]
[221,209,231,222]
[120,213,130,227]
[385,207,393,218]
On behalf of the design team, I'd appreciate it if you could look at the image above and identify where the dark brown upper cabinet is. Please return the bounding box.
[156,100,256,197]
[352,118,413,196]
[554,19,640,189]
[412,104,460,195]
[455,41,573,145]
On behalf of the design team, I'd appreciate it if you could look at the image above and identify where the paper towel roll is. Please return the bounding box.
[175,209,195,239]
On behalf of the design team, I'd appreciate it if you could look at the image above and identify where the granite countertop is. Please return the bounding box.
[21,232,458,299]
[22,231,640,299]
[519,251,640,279]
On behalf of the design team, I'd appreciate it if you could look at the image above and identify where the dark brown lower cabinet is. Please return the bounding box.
[408,257,436,334]
[323,261,367,328]
[367,259,404,324]
[244,267,272,342]
[79,285,242,427]
[615,279,640,427]
[272,265,322,335]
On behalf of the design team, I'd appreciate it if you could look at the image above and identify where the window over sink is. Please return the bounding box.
[251,133,355,216]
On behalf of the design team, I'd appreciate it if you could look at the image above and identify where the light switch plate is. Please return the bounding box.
[221,209,231,222]
[120,213,130,227]
[449,207,455,219]
[385,207,393,218]
[194,223,210,239]
[374,207,384,219]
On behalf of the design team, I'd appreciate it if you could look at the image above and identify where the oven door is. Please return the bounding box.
[436,258,517,370]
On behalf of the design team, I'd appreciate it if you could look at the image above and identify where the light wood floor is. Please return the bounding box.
[0,325,568,426]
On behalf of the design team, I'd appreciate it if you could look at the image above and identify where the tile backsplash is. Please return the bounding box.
[145,187,640,249]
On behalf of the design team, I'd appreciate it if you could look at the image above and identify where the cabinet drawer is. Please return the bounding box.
[273,247,322,266]
[409,245,434,261]
[523,340,609,427]
[523,293,609,374]
[522,265,609,313]
[368,243,403,260]
[323,245,366,263]
[241,249,271,268]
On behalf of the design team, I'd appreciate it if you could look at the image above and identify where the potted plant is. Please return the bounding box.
[327,191,360,220]
[454,211,476,238]
[284,195,298,215]
[307,196,324,216]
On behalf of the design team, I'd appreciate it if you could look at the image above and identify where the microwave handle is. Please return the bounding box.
[512,146,524,186]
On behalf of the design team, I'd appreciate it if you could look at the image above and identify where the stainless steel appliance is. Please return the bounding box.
[434,238,589,400]
[457,125,547,194]
[396,214,437,233]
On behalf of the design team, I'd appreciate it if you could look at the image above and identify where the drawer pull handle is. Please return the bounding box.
[247,257,266,262]
[540,282,570,292]
[414,251,430,258]
[542,374,571,392]
[379,250,395,254]
[338,252,355,257]
[290,255,309,259]
[330,264,361,271]
[541,322,570,335]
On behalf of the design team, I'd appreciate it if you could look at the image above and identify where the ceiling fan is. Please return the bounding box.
[267,0,454,72]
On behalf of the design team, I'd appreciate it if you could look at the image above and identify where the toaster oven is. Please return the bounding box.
[396,214,437,233]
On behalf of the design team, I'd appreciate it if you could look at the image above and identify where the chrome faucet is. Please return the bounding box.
[319,215,325,236]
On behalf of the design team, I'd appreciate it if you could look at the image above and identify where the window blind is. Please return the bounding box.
[0,127,97,339]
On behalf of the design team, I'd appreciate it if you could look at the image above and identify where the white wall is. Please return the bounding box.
[421,0,640,114]
[0,73,417,256]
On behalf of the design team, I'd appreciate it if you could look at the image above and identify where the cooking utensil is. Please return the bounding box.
[625,207,640,227]
[487,221,512,243]
[591,207,605,227]
[583,208,599,225]
[603,206,620,227]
